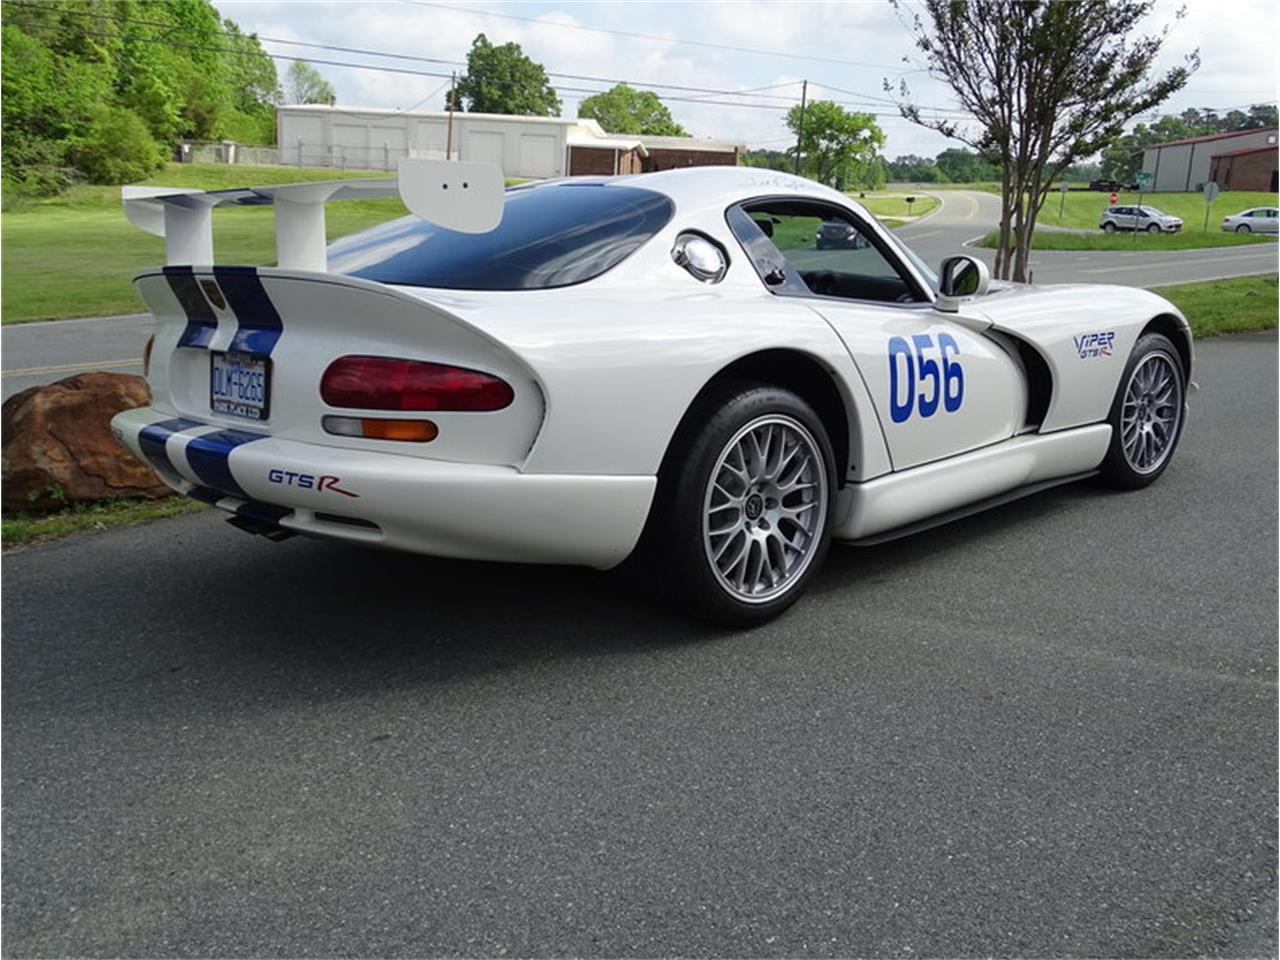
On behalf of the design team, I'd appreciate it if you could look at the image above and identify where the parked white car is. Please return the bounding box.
[1220,207,1279,234]
[113,164,1193,625]
[1099,205,1184,234]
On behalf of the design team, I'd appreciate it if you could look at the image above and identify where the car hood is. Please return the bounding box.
[969,281,1186,339]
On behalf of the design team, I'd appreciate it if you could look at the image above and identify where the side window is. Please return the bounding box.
[730,200,926,304]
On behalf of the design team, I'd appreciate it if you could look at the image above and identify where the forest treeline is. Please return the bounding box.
[2,0,279,194]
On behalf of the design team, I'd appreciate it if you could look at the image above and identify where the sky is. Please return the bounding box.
[211,0,1279,158]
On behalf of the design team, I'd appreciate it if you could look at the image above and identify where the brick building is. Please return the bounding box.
[1208,145,1279,192]
[637,135,742,172]
[1140,127,1278,192]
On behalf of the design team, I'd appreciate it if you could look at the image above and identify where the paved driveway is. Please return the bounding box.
[3,332,1275,958]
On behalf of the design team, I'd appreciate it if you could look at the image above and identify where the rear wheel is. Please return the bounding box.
[1097,333,1185,489]
[1103,221,1117,234]
[641,382,836,626]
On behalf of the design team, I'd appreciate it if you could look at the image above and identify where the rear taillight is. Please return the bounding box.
[320,356,514,411]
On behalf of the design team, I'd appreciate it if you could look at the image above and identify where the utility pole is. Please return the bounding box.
[793,79,807,175]
[446,70,457,161]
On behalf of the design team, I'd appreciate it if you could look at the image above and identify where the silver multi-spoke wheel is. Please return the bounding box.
[1120,351,1182,474]
[702,415,828,604]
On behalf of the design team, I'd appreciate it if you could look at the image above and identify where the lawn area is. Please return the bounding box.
[1036,188,1278,230]
[1150,273,1278,338]
[976,228,1276,251]
[1,163,410,324]
[1,496,205,549]
[853,193,941,220]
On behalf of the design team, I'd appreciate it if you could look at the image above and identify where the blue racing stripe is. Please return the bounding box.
[183,428,268,499]
[137,417,204,478]
[214,266,284,356]
[164,267,218,349]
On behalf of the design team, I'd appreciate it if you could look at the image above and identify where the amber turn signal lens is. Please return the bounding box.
[322,415,437,442]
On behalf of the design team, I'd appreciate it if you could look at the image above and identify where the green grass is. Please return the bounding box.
[1037,189,1278,230]
[1,496,205,548]
[1,163,413,324]
[976,228,1275,251]
[854,194,940,219]
[1150,273,1278,338]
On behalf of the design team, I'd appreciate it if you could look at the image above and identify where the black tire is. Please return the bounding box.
[1097,332,1186,490]
[1103,221,1117,234]
[638,380,837,627]
[1146,222,1161,234]
[1237,223,1251,233]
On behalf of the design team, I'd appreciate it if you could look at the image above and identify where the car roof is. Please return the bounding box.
[532,166,864,218]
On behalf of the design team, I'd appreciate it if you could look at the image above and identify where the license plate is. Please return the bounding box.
[210,351,271,421]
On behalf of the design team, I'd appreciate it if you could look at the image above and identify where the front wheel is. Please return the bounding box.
[1097,333,1186,489]
[1237,223,1252,233]
[641,382,836,626]
[1146,223,1161,234]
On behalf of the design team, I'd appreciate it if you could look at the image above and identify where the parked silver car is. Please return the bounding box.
[1220,207,1279,234]
[1099,205,1184,234]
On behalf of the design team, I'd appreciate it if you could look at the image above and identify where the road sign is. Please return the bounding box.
[1136,171,1154,190]
[1204,181,1220,203]
[1109,192,1118,204]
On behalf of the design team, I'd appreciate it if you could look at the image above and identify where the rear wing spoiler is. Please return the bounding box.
[122,158,504,272]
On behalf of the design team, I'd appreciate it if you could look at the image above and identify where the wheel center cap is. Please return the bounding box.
[744,494,764,520]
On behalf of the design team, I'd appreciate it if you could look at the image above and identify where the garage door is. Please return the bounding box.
[519,134,557,178]
[467,131,505,173]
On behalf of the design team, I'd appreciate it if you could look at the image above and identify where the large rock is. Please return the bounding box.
[2,372,168,511]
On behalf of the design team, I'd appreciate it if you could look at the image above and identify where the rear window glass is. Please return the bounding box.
[327,183,674,290]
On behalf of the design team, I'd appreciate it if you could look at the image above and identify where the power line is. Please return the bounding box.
[402,0,914,72]
[48,21,970,121]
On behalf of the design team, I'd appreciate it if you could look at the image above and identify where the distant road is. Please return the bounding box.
[2,313,149,400]
[893,188,1280,285]
[2,189,1275,399]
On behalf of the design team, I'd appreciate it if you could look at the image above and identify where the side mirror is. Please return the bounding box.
[935,254,991,312]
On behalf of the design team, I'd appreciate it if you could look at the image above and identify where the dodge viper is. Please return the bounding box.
[112,162,1192,624]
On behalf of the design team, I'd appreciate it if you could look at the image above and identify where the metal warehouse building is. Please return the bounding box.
[1140,127,1278,192]
[275,105,741,179]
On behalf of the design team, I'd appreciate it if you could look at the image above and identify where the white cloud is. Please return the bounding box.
[212,0,1276,159]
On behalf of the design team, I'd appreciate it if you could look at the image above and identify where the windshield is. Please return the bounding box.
[1140,206,1166,216]
[328,183,674,290]
[882,228,938,293]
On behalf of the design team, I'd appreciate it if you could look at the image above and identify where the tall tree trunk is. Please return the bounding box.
[995,169,1013,279]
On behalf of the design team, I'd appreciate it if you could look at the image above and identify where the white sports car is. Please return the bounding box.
[113,163,1192,625]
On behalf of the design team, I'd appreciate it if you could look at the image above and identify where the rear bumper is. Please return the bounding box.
[111,407,656,569]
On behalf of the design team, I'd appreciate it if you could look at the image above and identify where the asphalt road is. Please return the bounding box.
[4,332,1276,958]
[2,188,1276,400]
[895,189,1280,285]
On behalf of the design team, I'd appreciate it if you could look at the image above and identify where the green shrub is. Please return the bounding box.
[68,106,167,185]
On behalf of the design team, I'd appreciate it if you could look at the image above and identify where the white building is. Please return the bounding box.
[1140,127,1278,192]
[275,105,741,178]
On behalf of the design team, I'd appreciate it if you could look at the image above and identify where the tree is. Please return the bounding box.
[934,147,1000,183]
[892,0,1196,282]
[2,0,279,191]
[577,83,687,135]
[786,100,885,187]
[448,34,560,117]
[285,60,335,105]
